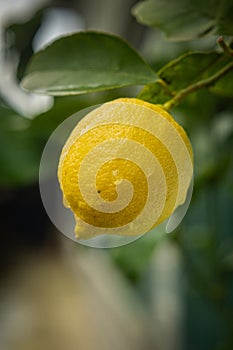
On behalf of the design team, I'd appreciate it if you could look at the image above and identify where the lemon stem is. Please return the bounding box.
[162,37,233,111]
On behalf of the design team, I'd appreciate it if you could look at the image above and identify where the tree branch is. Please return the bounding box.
[217,36,233,57]
[163,61,233,111]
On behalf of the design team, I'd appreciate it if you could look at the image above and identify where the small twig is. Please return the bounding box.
[217,36,233,57]
[163,61,233,111]
[157,78,175,97]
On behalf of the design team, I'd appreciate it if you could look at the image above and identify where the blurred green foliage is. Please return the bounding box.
[0,1,233,349]
[132,0,233,40]
[139,51,233,104]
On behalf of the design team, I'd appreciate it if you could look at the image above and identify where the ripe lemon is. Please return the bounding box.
[58,98,193,239]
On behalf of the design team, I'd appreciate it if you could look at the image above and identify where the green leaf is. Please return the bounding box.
[132,0,233,41]
[110,226,164,282]
[0,105,38,187]
[210,70,233,97]
[0,96,92,187]
[158,52,220,91]
[138,51,233,104]
[138,80,174,104]
[0,93,122,187]
[21,31,156,96]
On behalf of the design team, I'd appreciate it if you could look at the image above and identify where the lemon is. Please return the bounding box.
[58,98,193,239]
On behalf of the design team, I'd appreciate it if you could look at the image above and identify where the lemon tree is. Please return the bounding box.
[19,7,233,239]
[1,1,233,348]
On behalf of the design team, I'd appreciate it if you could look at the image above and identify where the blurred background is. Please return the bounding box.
[0,0,233,349]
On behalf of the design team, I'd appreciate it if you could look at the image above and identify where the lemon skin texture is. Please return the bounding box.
[58,98,193,239]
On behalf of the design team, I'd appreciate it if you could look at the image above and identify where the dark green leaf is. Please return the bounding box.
[0,93,122,187]
[210,70,233,97]
[132,0,233,41]
[138,80,174,104]
[0,96,92,187]
[138,51,233,104]
[158,52,220,91]
[21,32,156,96]
[0,105,38,186]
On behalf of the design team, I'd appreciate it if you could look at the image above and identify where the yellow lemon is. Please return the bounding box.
[58,98,193,239]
